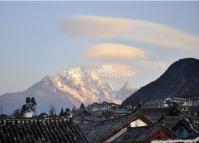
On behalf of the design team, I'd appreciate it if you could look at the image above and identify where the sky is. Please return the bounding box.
[0,1,199,94]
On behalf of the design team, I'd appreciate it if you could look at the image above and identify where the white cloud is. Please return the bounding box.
[84,43,145,61]
[60,15,130,39]
[141,60,168,70]
[61,15,199,51]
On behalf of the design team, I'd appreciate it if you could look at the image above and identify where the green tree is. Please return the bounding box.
[59,107,64,116]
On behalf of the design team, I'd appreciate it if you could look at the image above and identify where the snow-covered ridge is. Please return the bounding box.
[49,67,135,105]
[0,66,135,113]
[49,67,115,105]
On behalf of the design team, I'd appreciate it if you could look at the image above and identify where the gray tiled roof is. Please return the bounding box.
[0,118,88,143]
[78,111,153,143]
[115,122,176,143]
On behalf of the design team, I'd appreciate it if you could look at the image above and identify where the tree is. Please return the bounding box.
[59,107,64,116]
[64,108,70,117]
[0,114,8,119]
[21,97,37,115]
[168,101,180,116]
[79,103,85,110]
[13,109,22,118]
[39,113,48,118]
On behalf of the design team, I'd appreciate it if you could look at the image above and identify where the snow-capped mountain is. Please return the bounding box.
[116,82,135,101]
[0,67,134,114]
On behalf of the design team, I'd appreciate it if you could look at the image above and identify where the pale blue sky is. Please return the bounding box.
[0,1,199,94]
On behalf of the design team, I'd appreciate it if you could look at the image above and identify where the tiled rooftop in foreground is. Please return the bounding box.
[0,117,88,143]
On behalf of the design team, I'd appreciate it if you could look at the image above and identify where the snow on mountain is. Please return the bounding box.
[0,66,134,114]
[116,81,135,101]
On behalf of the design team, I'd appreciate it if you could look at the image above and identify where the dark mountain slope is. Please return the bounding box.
[122,58,199,107]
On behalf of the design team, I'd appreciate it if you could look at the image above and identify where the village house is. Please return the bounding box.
[87,101,119,112]
[173,116,199,139]
[101,112,154,143]
[78,110,154,143]
[77,103,199,143]
[143,97,197,108]
[115,121,176,143]
[181,105,199,117]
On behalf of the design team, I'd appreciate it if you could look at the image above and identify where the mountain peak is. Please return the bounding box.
[42,75,51,81]
[169,58,198,69]
[116,81,135,102]
[122,58,199,107]
[121,81,133,90]
[0,65,135,113]
[175,57,198,63]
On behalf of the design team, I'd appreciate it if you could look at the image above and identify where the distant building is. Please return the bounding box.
[24,111,33,118]
[192,97,199,106]
[101,112,154,143]
[163,97,189,107]
[180,105,199,117]
[144,97,197,108]
[87,101,119,112]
